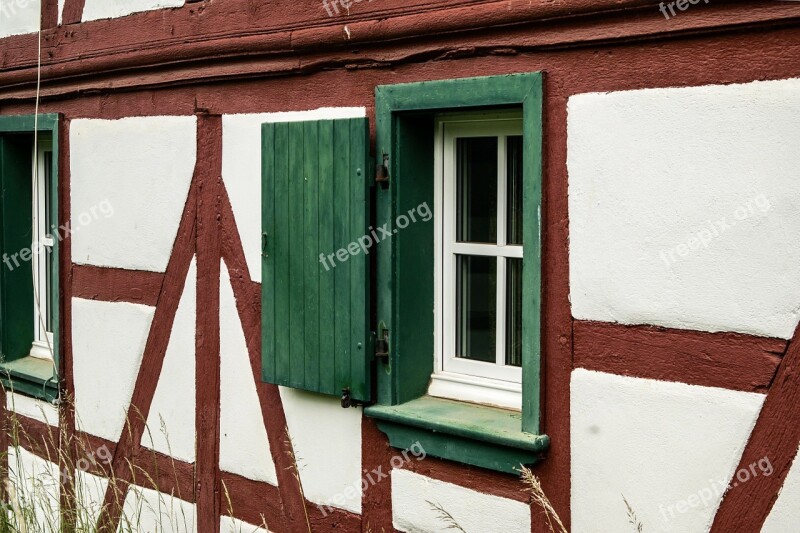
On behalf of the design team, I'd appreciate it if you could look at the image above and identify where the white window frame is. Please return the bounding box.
[430,112,524,410]
[30,135,54,361]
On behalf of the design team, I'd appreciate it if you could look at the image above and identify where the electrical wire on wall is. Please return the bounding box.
[28,0,59,400]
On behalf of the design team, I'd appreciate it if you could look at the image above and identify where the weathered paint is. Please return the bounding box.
[568,78,800,340]
[70,116,196,272]
[391,469,530,533]
[571,369,764,533]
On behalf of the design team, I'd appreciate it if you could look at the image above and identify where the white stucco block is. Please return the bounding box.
[76,470,110,529]
[7,391,59,426]
[220,515,271,533]
[70,116,196,272]
[0,0,40,37]
[8,446,60,530]
[280,386,362,513]
[222,108,366,284]
[72,298,154,441]
[219,262,278,485]
[392,469,531,533]
[120,484,196,532]
[568,77,800,339]
[142,258,196,462]
[762,445,800,533]
[58,0,65,24]
[82,0,185,22]
[571,369,765,533]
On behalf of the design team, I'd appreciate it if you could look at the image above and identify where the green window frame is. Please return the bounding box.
[0,114,60,402]
[363,73,548,473]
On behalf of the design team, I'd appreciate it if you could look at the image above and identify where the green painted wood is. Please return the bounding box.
[349,118,369,400]
[0,356,58,402]
[0,113,61,397]
[0,114,58,134]
[288,122,305,389]
[373,73,544,434]
[261,123,276,383]
[273,122,291,385]
[332,119,352,398]
[261,117,371,402]
[303,121,320,393]
[365,396,549,474]
[317,121,336,396]
[520,77,544,434]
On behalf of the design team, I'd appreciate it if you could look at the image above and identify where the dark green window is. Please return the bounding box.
[0,114,60,402]
[364,73,547,474]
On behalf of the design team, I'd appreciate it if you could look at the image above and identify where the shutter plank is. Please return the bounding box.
[303,121,320,392]
[273,123,291,385]
[317,121,336,396]
[261,123,276,382]
[349,118,368,399]
[288,121,305,388]
[332,119,352,396]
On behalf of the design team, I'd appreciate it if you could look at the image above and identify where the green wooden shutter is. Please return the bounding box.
[261,117,371,402]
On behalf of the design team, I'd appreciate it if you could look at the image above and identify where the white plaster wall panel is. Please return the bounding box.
[8,446,60,530]
[219,262,278,485]
[142,258,196,462]
[119,484,196,532]
[0,0,40,37]
[82,0,184,22]
[571,369,765,533]
[222,108,366,284]
[70,116,196,272]
[58,0,65,23]
[72,298,154,441]
[568,78,800,339]
[279,386,362,513]
[76,470,110,529]
[220,515,271,533]
[392,469,531,533]
[7,391,59,426]
[762,444,800,533]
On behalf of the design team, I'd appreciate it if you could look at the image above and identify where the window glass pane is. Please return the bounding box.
[506,258,522,367]
[456,137,497,243]
[507,135,523,245]
[456,255,496,363]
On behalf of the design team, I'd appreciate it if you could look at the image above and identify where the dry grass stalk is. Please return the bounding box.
[622,494,644,533]
[519,465,568,533]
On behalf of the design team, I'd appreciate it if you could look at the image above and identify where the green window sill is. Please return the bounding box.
[0,356,58,403]
[364,395,549,474]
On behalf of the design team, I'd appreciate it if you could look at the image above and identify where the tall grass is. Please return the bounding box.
[0,391,265,533]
